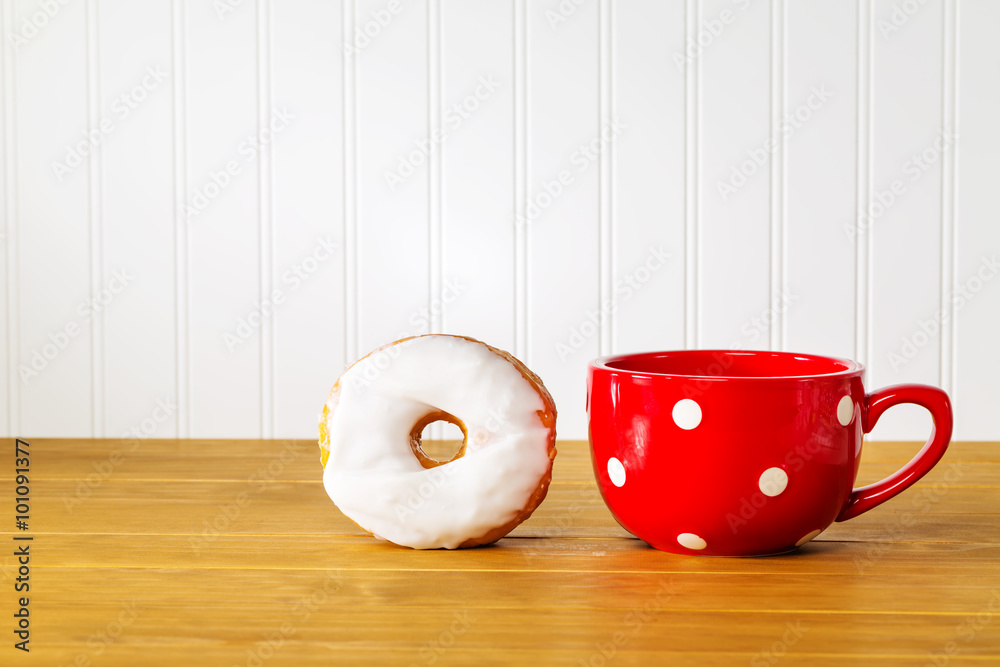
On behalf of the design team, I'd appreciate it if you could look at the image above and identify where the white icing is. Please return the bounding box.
[322,335,553,549]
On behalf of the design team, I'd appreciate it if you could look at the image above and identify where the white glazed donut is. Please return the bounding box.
[318,334,557,549]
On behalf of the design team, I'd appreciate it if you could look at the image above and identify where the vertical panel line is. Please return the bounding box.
[343,0,359,364]
[598,0,612,356]
[2,0,20,435]
[855,0,872,366]
[949,0,959,397]
[341,0,359,364]
[513,0,528,362]
[426,0,443,441]
[86,0,104,437]
[684,0,699,348]
[769,0,786,351]
[939,0,957,395]
[864,0,874,369]
[256,0,274,438]
[171,0,190,437]
[428,0,443,334]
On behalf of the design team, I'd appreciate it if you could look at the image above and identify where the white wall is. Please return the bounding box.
[2,0,997,442]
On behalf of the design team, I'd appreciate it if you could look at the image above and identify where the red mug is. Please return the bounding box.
[587,350,953,556]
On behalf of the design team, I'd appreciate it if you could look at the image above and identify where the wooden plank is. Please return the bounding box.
[4,463,995,542]
[16,437,999,479]
[15,604,1000,664]
[5,533,999,577]
[8,647,998,667]
[15,566,1000,615]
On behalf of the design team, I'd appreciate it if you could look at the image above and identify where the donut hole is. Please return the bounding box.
[409,412,468,469]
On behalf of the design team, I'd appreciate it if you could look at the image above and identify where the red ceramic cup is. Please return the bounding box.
[587,350,953,556]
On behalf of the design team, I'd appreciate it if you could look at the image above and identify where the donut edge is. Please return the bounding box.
[317,334,558,549]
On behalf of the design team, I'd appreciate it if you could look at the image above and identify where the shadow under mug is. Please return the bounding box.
[586,350,953,557]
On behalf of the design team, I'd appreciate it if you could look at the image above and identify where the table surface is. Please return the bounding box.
[2,437,998,666]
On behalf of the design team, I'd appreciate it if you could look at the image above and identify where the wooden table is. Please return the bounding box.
[3,438,998,665]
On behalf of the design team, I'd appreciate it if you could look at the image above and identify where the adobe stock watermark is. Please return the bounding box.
[224,236,340,351]
[532,482,602,540]
[725,432,836,535]
[407,278,468,336]
[750,620,809,667]
[343,0,409,60]
[6,0,73,52]
[556,246,670,361]
[51,66,168,182]
[845,129,958,241]
[190,440,306,553]
[181,108,295,221]
[338,278,469,393]
[213,0,248,21]
[384,76,500,191]
[889,255,999,370]
[395,405,511,522]
[545,0,590,31]
[408,611,473,667]
[853,462,968,574]
[716,85,833,201]
[236,571,343,667]
[516,119,627,228]
[675,290,797,404]
[736,290,796,346]
[673,0,755,71]
[578,578,677,667]
[62,398,177,512]
[877,0,932,40]
[923,589,1000,667]
[394,459,461,522]
[55,600,141,667]
[19,268,135,386]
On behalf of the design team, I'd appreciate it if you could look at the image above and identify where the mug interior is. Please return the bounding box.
[599,350,862,379]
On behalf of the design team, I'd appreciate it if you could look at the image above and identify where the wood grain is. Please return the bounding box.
[3,438,999,666]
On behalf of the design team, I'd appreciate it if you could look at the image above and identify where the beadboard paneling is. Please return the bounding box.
[2,0,995,442]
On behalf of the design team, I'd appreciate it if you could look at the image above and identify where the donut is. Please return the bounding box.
[318,334,557,549]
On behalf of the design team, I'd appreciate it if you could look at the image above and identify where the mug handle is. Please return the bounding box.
[835,384,953,522]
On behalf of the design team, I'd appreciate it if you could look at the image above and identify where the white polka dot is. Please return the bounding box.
[795,529,822,547]
[837,395,855,426]
[607,457,626,487]
[672,399,702,430]
[758,467,788,497]
[677,533,707,550]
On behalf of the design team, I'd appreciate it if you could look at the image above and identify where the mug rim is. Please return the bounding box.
[590,349,865,381]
